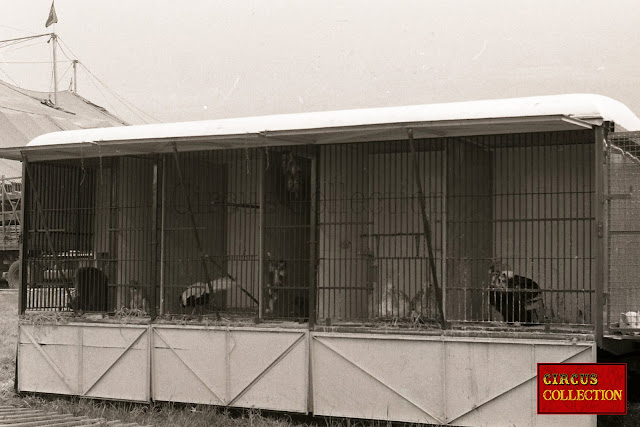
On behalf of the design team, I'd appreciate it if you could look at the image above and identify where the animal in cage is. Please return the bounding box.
[180,281,210,314]
[291,291,309,319]
[129,284,149,312]
[265,260,286,315]
[281,151,300,194]
[71,267,109,312]
[488,263,543,324]
[620,311,640,329]
[378,278,410,319]
[410,284,438,325]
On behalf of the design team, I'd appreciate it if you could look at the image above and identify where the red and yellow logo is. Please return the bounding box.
[537,363,627,415]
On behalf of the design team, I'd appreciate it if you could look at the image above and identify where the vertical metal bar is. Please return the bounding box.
[594,126,605,346]
[408,129,447,328]
[110,159,119,311]
[441,139,447,320]
[18,158,29,314]
[583,136,589,325]
[258,149,265,319]
[603,134,610,330]
[309,149,318,328]
[1,175,6,251]
[149,158,159,319]
[159,155,166,315]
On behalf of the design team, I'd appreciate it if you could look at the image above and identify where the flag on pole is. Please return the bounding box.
[45,1,58,28]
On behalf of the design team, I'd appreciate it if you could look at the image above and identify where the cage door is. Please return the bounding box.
[262,150,312,319]
[606,132,640,332]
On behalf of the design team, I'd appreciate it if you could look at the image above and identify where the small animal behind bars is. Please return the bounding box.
[71,267,109,312]
[129,281,149,313]
[378,277,411,320]
[179,281,210,314]
[265,260,286,315]
[488,263,543,324]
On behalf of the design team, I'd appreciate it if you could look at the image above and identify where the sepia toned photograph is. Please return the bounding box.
[0,1,639,426]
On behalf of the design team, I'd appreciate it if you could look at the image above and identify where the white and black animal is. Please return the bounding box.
[72,267,109,312]
[265,260,286,315]
[488,264,542,324]
[179,281,210,313]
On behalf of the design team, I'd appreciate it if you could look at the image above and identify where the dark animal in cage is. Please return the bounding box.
[265,260,286,315]
[488,264,543,324]
[71,267,109,312]
[179,281,210,313]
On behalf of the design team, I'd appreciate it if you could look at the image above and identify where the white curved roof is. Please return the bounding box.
[1,93,637,161]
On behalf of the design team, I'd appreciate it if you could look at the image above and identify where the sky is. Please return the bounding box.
[1,1,639,125]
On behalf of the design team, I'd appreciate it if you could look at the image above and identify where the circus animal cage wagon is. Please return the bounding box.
[5,94,640,426]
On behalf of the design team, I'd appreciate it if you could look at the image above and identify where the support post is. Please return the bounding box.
[51,33,58,105]
[150,158,159,319]
[159,155,166,316]
[72,60,78,93]
[308,148,318,328]
[258,150,265,319]
[594,126,607,347]
[1,175,5,251]
[407,129,448,329]
[18,160,29,314]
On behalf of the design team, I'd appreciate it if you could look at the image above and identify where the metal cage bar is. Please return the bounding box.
[605,130,640,334]
[18,129,602,331]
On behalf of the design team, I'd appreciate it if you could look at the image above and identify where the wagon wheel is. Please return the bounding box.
[7,260,19,289]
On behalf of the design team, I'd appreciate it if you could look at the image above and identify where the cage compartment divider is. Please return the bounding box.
[258,149,265,319]
[23,158,77,313]
[149,158,159,319]
[171,143,221,320]
[1,176,6,250]
[407,129,448,329]
[309,147,318,328]
[159,156,166,316]
[594,127,606,345]
[18,157,28,314]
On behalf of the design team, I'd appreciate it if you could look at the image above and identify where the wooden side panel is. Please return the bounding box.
[81,325,149,401]
[311,332,595,426]
[18,323,149,402]
[18,324,80,395]
[151,326,308,413]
